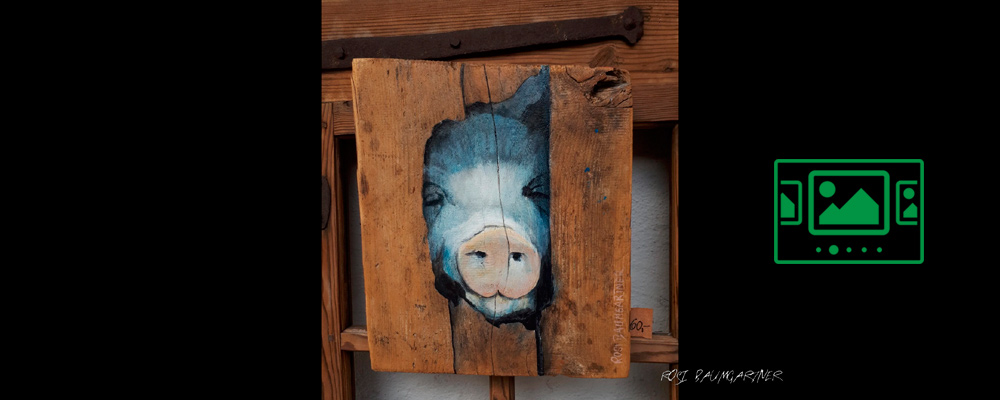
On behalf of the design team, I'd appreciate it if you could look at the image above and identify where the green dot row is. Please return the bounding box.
[815,245,882,255]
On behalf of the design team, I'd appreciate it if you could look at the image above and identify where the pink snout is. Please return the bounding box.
[457,226,540,299]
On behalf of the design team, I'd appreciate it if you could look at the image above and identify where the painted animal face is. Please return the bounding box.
[422,67,553,328]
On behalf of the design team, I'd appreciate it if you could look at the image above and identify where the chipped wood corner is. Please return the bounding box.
[560,65,633,108]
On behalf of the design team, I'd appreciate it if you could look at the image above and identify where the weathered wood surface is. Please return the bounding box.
[321,0,678,121]
[352,59,463,375]
[542,64,632,377]
[331,100,355,137]
[631,333,678,364]
[352,58,631,377]
[325,71,676,122]
[340,325,369,352]
[321,0,676,70]
[321,104,354,400]
[490,376,515,400]
[340,324,676,363]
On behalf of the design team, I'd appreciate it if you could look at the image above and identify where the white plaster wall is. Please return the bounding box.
[342,131,673,399]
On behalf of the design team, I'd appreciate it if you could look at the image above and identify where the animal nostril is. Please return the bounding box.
[465,251,487,258]
[511,252,523,262]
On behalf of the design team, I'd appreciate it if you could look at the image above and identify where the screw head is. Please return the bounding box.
[450,38,461,49]
[334,47,345,59]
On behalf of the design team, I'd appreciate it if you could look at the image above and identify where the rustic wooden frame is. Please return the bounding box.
[323,101,678,399]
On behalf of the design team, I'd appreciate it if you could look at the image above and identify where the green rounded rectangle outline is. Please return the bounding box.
[774,159,924,265]
[807,170,889,236]
[895,180,919,226]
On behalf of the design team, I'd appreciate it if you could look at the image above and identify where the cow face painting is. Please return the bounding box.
[422,66,553,330]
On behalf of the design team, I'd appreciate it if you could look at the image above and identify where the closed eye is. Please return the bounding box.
[424,193,443,206]
[522,187,549,199]
[423,182,447,207]
[521,174,550,199]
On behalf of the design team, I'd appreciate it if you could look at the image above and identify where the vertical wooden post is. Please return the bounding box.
[322,103,355,400]
[669,124,679,400]
[490,376,515,400]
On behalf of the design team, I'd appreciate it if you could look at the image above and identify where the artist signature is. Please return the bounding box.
[660,369,783,385]
[610,271,626,364]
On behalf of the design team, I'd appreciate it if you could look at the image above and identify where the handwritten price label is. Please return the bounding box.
[628,308,653,338]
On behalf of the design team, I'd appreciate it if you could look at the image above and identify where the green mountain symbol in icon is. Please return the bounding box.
[903,203,918,218]
[819,188,880,225]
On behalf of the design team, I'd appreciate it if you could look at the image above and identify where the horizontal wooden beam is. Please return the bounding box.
[323,70,677,122]
[322,0,677,71]
[631,333,679,364]
[340,325,369,352]
[330,113,674,137]
[339,325,677,363]
[631,71,679,122]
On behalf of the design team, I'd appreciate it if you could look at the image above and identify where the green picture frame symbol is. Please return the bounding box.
[774,159,924,265]
[779,180,802,225]
[896,180,919,226]
[808,170,890,236]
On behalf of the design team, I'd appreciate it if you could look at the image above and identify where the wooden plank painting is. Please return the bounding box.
[351,58,632,378]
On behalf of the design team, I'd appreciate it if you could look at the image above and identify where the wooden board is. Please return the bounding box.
[352,58,631,377]
[322,0,677,72]
[321,0,678,121]
[325,70,676,122]
[321,103,354,400]
[339,324,677,363]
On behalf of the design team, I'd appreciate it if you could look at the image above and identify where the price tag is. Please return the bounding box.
[629,308,653,338]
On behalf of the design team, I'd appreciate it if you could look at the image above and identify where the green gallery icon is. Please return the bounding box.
[774,159,923,264]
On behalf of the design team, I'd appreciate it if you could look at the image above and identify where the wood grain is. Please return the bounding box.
[322,103,355,400]
[340,324,676,363]
[321,0,678,122]
[445,63,541,377]
[322,0,676,69]
[340,325,369,352]
[631,72,678,123]
[490,376,515,400]
[326,0,678,394]
[541,64,632,377]
[332,101,355,136]
[352,59,632,377]
[631,334,678,363]
[352,59,463,375]
[324,70,677,122]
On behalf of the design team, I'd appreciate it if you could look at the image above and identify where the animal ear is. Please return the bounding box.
[493,66,550,133]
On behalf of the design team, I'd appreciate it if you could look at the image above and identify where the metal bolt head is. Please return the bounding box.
[335,47,345,59]
[624,17,636,30]
[450,38,461,49]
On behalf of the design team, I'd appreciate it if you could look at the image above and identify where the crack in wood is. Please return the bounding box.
[351,59,634,378]
[564,67,633,108]
[482,64,508,376]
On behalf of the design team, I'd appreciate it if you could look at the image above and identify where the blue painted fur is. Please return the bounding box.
[422,66,553,331]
